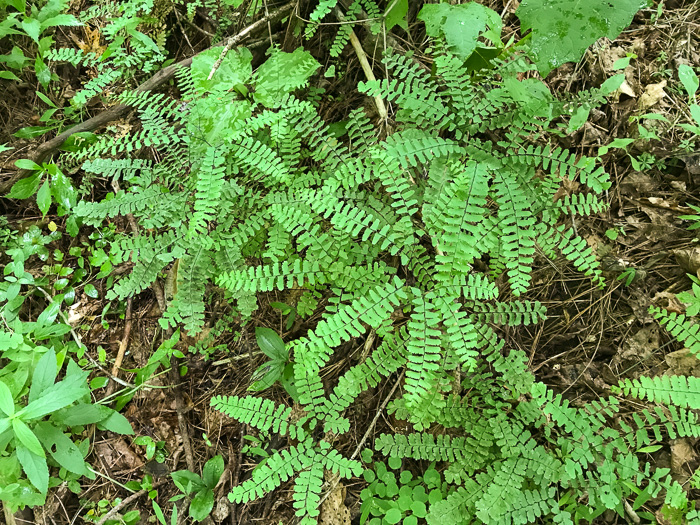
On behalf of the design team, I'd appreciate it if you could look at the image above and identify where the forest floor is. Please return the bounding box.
[1,0,700,524]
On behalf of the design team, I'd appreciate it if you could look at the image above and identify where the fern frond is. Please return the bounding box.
[210,395,303,438]
[651,306,700,356]
[228,440,315,503]
[614,375,700,409]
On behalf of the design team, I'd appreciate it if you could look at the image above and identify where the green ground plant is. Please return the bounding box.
[6,0,700,522]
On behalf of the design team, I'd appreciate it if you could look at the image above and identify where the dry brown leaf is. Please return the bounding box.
[673,247,700,276]
[670,438,696,476]
[319,472,351,525]
[617,325,659,362]
[638,80,667,110]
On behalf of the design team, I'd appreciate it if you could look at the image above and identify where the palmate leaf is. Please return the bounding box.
[516,0,649,75]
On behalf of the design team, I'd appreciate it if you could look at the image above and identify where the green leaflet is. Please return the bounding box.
[418,2,502,60]
[516,0,650,75]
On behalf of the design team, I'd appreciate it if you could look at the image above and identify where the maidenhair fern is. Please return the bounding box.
[69,12,696,518]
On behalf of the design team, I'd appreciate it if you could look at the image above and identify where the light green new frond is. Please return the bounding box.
[210,395,302,438]
[494,171,537,295]
[346,108,377,151]
[375,433,474,463]
[557,193,608,216]
[293,276,407,373]
[189,145,226,237]
[651,306,700,356]
[614,375,700,410]
[108,232,183,300]
[322,328,408,429]
[263,222,291,262]
[318,443,363,478]
[161,244,210,333]
[382,131,463,170]
[228,440,315,503]
[231,136,290,185]
[293,461,324,520]
[216,259,326,294]
[469,300,547,326]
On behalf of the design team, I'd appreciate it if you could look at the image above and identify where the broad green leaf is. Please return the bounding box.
[13,125,54,139]
[21,372,89,420]
[36,180,50,216]
[679,64,699,100]
[40,14,81,31]
[0,417,10,435]
[190,47,253,94]
[20,18,41,43]
[36,298,61,326]
[97,410,134,435]
[202,455,224,488]
[7,172,41,199]
[0,381,15,416]
[171,470,205,494]
[384,0,408,31]
[14,158,40,171]
[189,489,214,521]
[51,403,113,426]
[600,74,626,95]
[0,71,20,80]
[516,0,649,76]
[50,169,77,211]
[255,327,287,360]
[34,422,89,475]
[29,349,57,404]
[418,3,502,60]
[12,419,45,457]
[15,443,49,494]
[248,361,284,392]
[254,48,320,107]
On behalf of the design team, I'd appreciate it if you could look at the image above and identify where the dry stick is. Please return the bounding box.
[332,6,387,122]
[106,297,133,397]
[0,1,295,195]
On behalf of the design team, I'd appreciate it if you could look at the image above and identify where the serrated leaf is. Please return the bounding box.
[22,371,89,420]
[16,443,49,494]
[20,18,40,43]
[190,47,253,94]
[7,172,41,199]
[418,3,502,60]
[255,327,287,360]
[40,14,81,31]
[516,0,649,76]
